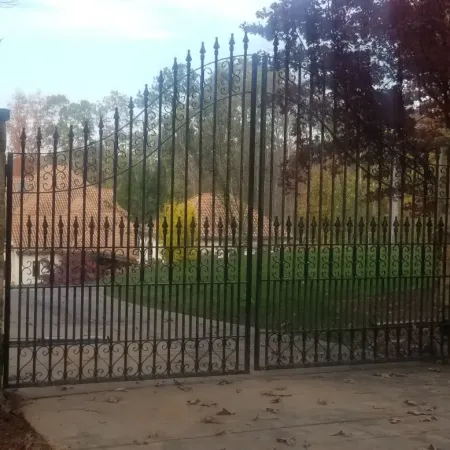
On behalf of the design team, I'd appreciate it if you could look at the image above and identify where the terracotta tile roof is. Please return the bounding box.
[11,169,140,258]
[188,193,270,239]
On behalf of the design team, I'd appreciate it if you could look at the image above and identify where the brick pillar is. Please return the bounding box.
[0,108,10,388]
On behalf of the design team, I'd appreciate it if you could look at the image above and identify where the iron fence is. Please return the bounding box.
[3,34,449,387]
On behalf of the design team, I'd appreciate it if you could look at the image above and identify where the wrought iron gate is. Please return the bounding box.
[3,34,449,387]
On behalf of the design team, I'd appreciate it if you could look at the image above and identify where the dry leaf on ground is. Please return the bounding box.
[200,401,218,407]
[303,441,311,449]
[404,400,417,406]
[266,408,279,414]
[270,397,282,404]
[372,405,386,409]
[317,398,328,405]
[275,386,287,391]
[373,373,390,379]
[276,437,296,446]
[261,391,292,397]
[344,379,356,384]
[147,432,159,439]
[215,430,227,436]
[428,368,441,373]
[389,418,401,424]
[420,416,438,422]
[201,416,222,424]
[187,399,200,406]
[114,388,127,392]
[236,389,242,393]
[178,385,192,392]
[105,396,121,404]
[408,410,431,416]
[218,380,232,385]
[330,430,353,437]
[216,408,235,416]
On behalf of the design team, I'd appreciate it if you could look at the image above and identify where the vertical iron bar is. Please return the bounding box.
[245,54,258,372]
[181,53,192,374]
[139,88,149,377]
[210,39,219,364]
[125,99,134,377]
[109,108,119,377]
[266,38,278,368]
[16,129,25,383]
[3,153,13,388]
[280,41,289,350]
[49,127,59,382]
[33,130,42,382]
[95,118,104,379]
[254,53,267,370]
[223,35,235,371]
[237,33,249,371]
[195,45,205,371]
[79,123,88,381]
[153,71,164,375]
[65,126,73,379]
[168,58,179,376]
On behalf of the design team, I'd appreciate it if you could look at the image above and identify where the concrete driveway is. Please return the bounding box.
[7,287,248,385]
[16,363,450,450]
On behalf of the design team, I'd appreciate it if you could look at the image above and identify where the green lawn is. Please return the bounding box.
[107,243,441,331]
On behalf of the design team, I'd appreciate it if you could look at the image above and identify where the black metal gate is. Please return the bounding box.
[3,34,449,387]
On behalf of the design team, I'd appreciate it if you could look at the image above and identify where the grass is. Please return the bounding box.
[107,243,441,332]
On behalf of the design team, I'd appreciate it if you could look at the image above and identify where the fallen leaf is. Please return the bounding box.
[178,385,192,392]
[201,416,222,424]
[420,416,438,422]
[261,391,292,397]
[389,418,401,424]
[266,408,280,414]
[404,400,417,406]
[389,372,408,378]
[187,399,200,406]
[344,379,356,384]
[114,388,127,392]
[155,381,165,387]
[275,386,287,391]
[330,430,352,437]
[217,408,235,416]
[105,396,121,404]
[236,389,242,393]
[147,432,159,439]
[303,441,311,449]
[317,398,328,406]
[218,380,232,385]
[215,430,227,436]
[373,373,390,379]
[372,405,386,410]
[276,437,296,446]
[428,368,441,373]
[270,397,282,404]
[408,410,431,416]
[99,421,107,424]
[252,414,259,421]
[200,401,218,407]
[423,406,437,412]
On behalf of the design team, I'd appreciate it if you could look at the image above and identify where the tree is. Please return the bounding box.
[243,0,447,211]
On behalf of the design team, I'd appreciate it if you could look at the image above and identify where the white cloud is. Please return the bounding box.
[5,0,264,40]
[7,0,173,39]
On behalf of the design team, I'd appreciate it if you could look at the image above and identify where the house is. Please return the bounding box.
[10,158,146,286]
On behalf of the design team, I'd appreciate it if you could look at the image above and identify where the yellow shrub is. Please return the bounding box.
[159,201,198,262]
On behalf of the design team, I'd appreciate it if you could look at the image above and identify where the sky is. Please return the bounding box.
[0,0,271,107]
